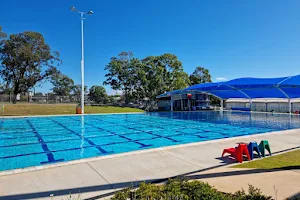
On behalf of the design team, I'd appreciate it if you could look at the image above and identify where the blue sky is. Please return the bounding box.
[1,0,300,94]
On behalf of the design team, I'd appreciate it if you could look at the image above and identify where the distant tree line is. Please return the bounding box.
[104,51,213,103]
[0,26,215,104]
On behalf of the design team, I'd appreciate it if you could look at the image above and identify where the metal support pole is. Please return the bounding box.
[277,87,291,114]
[170,96,173,112]
[71,7,93,114]
[288,98,292,114]
[249,99,252,111]
[80,12,85,114]
[181,95,183,111]
[206,94,209,107]
[220,99,224,111]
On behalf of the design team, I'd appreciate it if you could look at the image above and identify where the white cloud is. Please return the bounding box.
[216,77,227,81]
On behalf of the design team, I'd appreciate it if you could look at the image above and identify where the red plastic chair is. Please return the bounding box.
[222,143,251,163]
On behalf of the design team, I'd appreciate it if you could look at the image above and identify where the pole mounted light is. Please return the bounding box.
[70,6,93,114]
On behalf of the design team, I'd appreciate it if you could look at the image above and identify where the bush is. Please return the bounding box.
[231,184,272,200]
[112,179,272,200]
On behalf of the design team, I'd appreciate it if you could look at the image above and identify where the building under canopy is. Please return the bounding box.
[156,90,210,111]
[157,75,300,113]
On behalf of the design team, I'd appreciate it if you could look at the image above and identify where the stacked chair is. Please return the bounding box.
[222,140,272,163]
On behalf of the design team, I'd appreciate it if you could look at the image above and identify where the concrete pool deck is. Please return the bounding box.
[0,129,299,200]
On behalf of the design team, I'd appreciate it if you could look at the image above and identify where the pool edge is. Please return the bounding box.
[0,112,145,119]
[0,128,299,177]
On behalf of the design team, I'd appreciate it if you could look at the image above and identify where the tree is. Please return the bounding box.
[189,66,212,85]
[51,73,74,96]
[142,54,190,99]
[0,26,6,41]
[0,31,61,103]
[107,95,116,104]
[103,51,136,103]
[34,92,43,96]
[45,92,55,102]
[72,84,88,101]
[127,57,147,102]
[0,27,10,95]
[104,52,190,102]
[189,66,220,105]
[89,85,108,104]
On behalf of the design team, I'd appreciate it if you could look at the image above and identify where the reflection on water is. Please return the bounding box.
[149,111,300,130]
[80,115,85,156]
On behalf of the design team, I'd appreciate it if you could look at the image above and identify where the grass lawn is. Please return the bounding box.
[0,104,143,116]
[233,149,300,169]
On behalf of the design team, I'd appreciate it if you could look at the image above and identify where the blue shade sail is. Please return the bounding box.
[157,75,300,99]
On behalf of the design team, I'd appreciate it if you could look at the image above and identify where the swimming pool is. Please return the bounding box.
[0,111,300,172]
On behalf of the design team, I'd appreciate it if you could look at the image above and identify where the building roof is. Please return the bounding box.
[156,90,207,99]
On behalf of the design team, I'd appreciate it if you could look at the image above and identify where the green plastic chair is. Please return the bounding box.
[259,140,272,157]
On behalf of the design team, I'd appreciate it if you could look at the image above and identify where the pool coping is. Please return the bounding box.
[0,112,145,119]
[0,128,299,177]
[1,109,300,119]
[173,109,300,116]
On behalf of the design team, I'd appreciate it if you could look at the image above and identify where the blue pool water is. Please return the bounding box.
[0,111,300,171]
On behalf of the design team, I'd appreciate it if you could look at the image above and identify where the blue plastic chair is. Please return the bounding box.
[248,142,261,160]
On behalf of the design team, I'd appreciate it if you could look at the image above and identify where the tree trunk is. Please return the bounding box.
[12,85,19,104]
[125,90,129,104]
[12,93,17,104]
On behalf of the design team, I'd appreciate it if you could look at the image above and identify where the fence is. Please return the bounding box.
[0,94,81,104]
[0,94,158,110]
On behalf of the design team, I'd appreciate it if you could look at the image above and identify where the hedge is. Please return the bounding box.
[112,179,272,200]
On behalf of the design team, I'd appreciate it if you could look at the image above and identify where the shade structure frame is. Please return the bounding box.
[157,74,300,114]
[181,75,300,100]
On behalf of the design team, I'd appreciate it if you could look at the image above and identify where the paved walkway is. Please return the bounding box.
[190,166,300,200]
[0,129,299,200]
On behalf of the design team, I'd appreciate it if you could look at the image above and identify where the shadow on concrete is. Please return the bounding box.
[0,164,227,200]
[216,156,236,164]
[186,166,300,180]
[0,147,299,200]
[215,155,259,164]
[2,165,299,200]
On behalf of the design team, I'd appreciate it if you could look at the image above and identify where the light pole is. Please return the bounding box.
[70,6,93,114]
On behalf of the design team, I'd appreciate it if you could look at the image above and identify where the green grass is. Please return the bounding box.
[0,104,143,116]
[233,149,300,169]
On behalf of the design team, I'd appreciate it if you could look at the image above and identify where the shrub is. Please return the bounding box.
[180,180,225,200]
[231,185,272,200]
[112,187,131,200]
[112,179,272,200]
